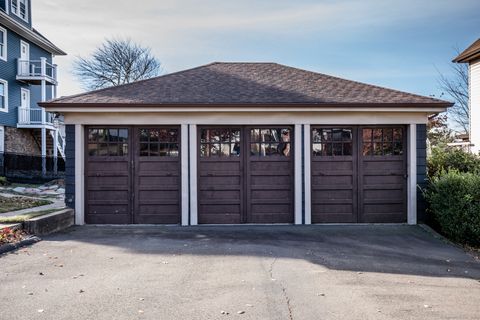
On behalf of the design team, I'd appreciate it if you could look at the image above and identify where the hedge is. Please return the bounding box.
[425,171,480,247]
[428,147,480,178]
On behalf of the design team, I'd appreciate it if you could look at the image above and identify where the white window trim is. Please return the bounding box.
[11,0,29,22]
[0,79,8,113]
[0,26,7,62]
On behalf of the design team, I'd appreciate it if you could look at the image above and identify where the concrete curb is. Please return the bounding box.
[23,209,74,236]
[0,236,41,255]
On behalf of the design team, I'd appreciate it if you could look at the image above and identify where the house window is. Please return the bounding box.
[0,27,6,61]
[250,128,291,157]
[0,80,8,112]
[88,128,129,157]
[200,128,241,157]
[139,128,179,157]
[11,0,28,21]
[362,127,403,156]
[312,128,353,156]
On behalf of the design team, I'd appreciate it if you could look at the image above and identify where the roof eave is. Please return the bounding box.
[40,101,454,110]
[453,52,480,63]
[0,11,66,55]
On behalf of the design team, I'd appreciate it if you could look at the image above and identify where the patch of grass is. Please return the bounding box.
[0,209,61,224]
[0,196,52,213]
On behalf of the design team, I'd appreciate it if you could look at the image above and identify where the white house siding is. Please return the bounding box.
[470,60,480,153]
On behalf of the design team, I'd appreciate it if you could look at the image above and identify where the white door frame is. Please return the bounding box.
[20,87,30,122]
[20,40,30,75]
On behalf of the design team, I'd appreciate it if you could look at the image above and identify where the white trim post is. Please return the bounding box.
[41,127,46,176]
[294,124,302,224]
[181,124,189,226]
[75,124,85,225]
[189,124,198,225]
[40,58,47,102]
[53,129,58,175]
[303,124,311,224]
[407,124,417,225]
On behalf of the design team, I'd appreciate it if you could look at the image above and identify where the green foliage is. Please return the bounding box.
[428,147,480,178]
[0,176,9,186]
[427,114,454,148]
[425,171,480,247]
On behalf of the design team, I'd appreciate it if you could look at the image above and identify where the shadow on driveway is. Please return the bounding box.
[44,224,480,280]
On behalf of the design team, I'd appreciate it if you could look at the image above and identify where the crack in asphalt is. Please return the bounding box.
[269,257,294,320]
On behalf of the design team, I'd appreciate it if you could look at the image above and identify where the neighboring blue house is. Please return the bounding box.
[0,0,66,178]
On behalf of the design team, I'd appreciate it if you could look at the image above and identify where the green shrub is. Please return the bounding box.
[428,147,480,178]
[0,176,8,186]
[425,171,480,247]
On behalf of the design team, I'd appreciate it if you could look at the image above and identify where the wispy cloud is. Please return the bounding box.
[32,0,479,96]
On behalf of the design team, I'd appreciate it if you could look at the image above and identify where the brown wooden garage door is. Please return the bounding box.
[85,126,181,224]
[311,126,406,223]
[198,126,294,224]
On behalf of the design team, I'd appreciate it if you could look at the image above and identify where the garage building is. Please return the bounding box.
[41,63,451,225]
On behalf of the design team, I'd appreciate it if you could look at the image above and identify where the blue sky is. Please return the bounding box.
[33,0,480,98]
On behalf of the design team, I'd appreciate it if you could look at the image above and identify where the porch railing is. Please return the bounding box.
[17,58,57,82]
[18,107,54,125]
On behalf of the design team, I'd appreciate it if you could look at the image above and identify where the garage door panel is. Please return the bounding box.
[85,126,182,225]
[363,189,404,200]
[251,190,291,200]
[200,161,240,171]
[87,161,128,172]
[138,190,180,200]
[199,213,241,224]
[200,176,241,186]
[250,161,290,171]
[198,126,293,224]
[359,126,407,223]
[363,175,404,185]
[313,189,353,201]
[198,127,243,224]
[87,176,129,187]
[251,175,290,186]
[199,190,241,200]
[88,204,129,214]
[138,160,178,172]
[86,214,131,224]
[138,176,178,186]
[312,175,353,186]
[247,126,294,224]
[85,127,132,224]
[134,127,181,224]
[311,127,357,223]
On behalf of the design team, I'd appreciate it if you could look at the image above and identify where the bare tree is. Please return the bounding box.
[74,38,161,90]
[438,58,469,134]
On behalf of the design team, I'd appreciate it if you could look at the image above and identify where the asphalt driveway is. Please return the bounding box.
[0,225,479,320]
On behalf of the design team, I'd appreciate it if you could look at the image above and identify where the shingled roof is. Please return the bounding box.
[453,38,480,63]
[45,62,451,107]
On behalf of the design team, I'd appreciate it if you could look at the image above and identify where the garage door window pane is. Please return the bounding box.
[88,128,129,157]
[312,128,352,156]
[201,128,240,157]
[251,128,291,157]
[139,128,179,157]
[362,127,403,156]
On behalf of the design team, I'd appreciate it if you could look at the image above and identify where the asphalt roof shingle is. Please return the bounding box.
[49,62,450,106]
